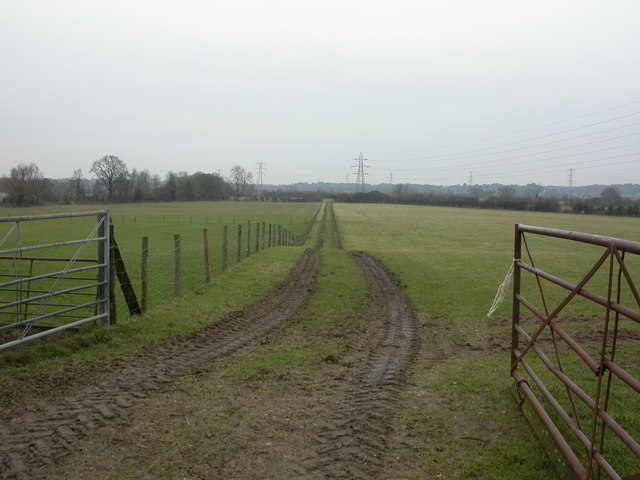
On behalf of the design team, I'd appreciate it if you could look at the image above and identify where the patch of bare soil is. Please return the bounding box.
[0,245,320,480]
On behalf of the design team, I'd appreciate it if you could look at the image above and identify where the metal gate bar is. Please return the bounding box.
[0,211,110,351]
[512,223,640,480]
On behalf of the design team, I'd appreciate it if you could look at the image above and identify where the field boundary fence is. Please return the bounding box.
[86,212,316,226]
[0,211,111,351]
[114,202,322,319]
[511,224,640,479]
[0,204,321,350]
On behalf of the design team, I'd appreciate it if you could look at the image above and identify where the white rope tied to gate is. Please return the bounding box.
[487,261,515,318]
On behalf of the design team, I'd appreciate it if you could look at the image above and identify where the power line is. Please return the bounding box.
[371,112,640,164]
[391,153,639,185]
[371,99,640,156]
[371,139,640,175]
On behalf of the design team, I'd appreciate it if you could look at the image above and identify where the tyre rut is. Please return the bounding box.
[298,205,420,479]
[1,237,321,480]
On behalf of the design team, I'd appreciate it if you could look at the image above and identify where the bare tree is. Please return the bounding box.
[600,186,624,207]
[132,169,154,201]
[71,168,85,200]
[498,185,516,200]
[90,155,129,200]
[524,183,543,200]
[229,165,253,200]
[1,163,44,206]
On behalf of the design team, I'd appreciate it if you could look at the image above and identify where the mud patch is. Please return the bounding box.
[0,247,320,480]
[297,252,420,479]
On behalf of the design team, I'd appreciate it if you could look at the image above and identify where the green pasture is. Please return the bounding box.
[2,200,639,478]
[334,203,640,478]
[0,201,318,225]
[333,203,640,321]
[0,199,315,371]
[0,201,319,326]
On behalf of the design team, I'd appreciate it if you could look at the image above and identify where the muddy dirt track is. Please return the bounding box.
[296,251,419,479]
[1,204,420,480]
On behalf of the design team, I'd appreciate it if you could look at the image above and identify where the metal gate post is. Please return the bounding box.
[97,212,111,327]
[511,224,522,370]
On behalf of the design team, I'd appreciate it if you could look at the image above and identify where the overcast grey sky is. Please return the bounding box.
[1,0,639,187]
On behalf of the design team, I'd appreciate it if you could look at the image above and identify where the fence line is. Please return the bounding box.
[112,210,320,319]
[0,204,323,349]
[105,214,314,225]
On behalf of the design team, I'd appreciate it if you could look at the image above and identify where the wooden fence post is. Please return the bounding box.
[222,225,228,271]
[256,222,260,253]
[262,222,266,250]
[109,221,142,318]
[203,228,211,283]
[237,225,242,263]
[268,224,272,248]
[141,236,149,312]
[247,220,251,257]
[174,234,181,297]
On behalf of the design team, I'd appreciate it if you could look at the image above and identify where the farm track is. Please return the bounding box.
[1,202,421,479]
[0,240,321,479]
[329,202,342,250]
[296,206,420,479]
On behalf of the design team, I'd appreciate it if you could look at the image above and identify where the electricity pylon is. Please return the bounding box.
[352,152,369,193]
[256,162,265,198]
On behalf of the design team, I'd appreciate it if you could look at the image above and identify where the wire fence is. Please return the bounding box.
[0,204,321,348]
[112,207,321,320]
[72,213,313,226]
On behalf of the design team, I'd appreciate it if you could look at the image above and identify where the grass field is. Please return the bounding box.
[334,203,640,478]
[0,201,320,322]
[333,203,640,321]
[1,201,639,478]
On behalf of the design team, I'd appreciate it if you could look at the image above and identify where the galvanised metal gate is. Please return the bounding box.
[511,224,640,480]
[0,211,110,350]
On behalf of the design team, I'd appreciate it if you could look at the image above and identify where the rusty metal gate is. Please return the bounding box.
[511,224,640,479]
[0,211,110,350]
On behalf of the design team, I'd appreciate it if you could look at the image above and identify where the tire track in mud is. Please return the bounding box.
[298,205,420,479]
[0,219,323,480]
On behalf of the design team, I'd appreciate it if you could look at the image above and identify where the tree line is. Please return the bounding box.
[258,183,640,217]
[331,184,640,217]
[1,156,255,206]
[2,156,638,217]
